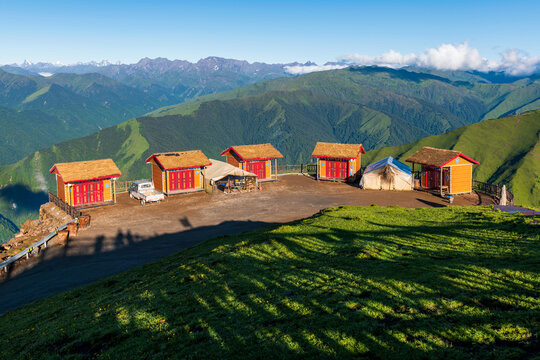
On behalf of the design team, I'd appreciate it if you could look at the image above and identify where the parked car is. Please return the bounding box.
[129,180,165,205]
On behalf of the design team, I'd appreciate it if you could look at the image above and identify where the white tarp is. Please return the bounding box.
[360,156,413,191]
[205,159,257,185]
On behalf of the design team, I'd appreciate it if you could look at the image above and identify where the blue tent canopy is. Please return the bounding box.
[363,156,411,175]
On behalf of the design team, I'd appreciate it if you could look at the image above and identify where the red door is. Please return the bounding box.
[247,161,267,180]
[258,162,266,179]
[169,170,195,191]
[169,171,177,191]
[327,160,347,179]
[73,181,104,205]
[180,170,194,189]
[423,169,441,189]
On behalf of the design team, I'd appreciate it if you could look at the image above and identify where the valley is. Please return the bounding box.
[0,65,539,242]
[2,2,539,358]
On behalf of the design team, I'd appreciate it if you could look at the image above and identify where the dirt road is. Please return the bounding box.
[0,175,490,314]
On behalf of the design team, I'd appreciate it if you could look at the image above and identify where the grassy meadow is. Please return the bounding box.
[0,206,538,359]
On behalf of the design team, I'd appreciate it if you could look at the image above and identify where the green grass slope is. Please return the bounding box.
[0,214,19,244]
[0,89,404,192]
[152,66,539,124]
[0,206,538,358]
[364,110,540,207]
[0,69,161,165]
[0,106,76,164]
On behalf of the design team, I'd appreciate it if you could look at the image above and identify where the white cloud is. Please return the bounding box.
[284,64,347,75]
[416,43,485,70]
[340,49,418,68]
[339,43,540,75]
[286,43,539,76]
[38,72,53,77]
[497,49,540,75]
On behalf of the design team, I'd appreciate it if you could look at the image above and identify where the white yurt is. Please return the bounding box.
[360,156,413,190]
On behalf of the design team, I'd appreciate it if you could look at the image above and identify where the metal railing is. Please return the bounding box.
[0,219,77,273]
[473,180,514,205]
[48,192,82,218]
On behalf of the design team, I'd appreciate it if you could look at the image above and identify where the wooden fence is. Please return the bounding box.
[473,180,514,205]
[277,164,304,174]
[48,191,82,218]
[275,163,325,176]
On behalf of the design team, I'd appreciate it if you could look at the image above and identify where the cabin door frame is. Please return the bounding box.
[73,180,104,206]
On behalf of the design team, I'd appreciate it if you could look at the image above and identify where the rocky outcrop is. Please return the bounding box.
[0,202,72,261]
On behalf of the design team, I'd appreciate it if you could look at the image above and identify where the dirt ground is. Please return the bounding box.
[0,175,493,314]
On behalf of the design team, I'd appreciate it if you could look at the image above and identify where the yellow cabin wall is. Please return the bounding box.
[200,168,204,187]
[62,185,70,205]
[319,160,326,177]
[194,168,202,188]
[450,165,472,194]
[265,160,271,178]
[69,185,74,206]
[103,179,113,202]
[163,171,167,193]
[348,159,356,177]
[60,183,74,206]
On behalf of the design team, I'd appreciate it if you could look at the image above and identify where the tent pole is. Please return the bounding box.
[412,163,415,188]
[440,168,443,196]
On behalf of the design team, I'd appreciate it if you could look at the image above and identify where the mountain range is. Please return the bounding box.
[0,58,300,164]
[0,69,159,164]
[2,65,539,187]
[2,57,296,105]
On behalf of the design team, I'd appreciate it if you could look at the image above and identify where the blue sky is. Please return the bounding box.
[1,0,539,66]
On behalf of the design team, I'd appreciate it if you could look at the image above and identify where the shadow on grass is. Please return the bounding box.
[415,198,447,208]
[0,208,538,359]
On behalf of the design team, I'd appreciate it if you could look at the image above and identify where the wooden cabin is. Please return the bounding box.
[49,159,122,208]
[220,144,283,181]
[405,147,480,195]
[145,150,211,195]
[311,142,365,181]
